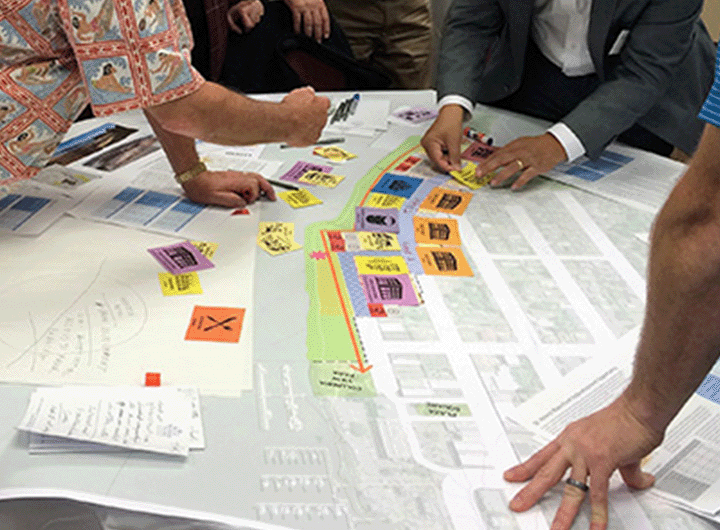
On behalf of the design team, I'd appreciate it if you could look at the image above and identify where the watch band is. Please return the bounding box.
[174,161,207,184]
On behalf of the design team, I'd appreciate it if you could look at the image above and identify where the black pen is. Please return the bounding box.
[266,179,299,191]
[279,137,345,148]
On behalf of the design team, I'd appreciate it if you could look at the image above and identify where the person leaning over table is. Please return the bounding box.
[0,0,330,208]
[421,0,716,190]
[501,43,720,530]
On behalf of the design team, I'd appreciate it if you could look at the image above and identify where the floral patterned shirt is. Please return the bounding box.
[0,0,204,185]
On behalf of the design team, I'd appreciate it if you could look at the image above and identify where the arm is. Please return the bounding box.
[143,109,276,208]
[422,0,503,172]
[144,81,329,148]
[504,122,720,530]
[564,0,704,158]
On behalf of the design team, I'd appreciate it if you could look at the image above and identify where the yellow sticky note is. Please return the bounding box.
[258,221,294,240]
[313,145,357,162]
[366,193,405,209]
[158,272,203,296]
[299,170,345,188]
[279,188,323,208]
[354,255,409,275]
[449,162,493,190]
[257,234,302,255]
[191,240,218,259]
[357,231,401,251]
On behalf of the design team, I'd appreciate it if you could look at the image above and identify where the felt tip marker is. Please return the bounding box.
[463,127,494,145]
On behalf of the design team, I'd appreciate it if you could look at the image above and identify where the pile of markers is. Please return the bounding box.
[330,93,360,124]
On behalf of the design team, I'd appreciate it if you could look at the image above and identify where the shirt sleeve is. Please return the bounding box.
[58,0,204,117]
[699,46,720,128]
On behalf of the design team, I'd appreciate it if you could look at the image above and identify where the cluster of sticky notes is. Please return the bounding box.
[411,216,473,276]
[185,305,245,343]
[313,145,357,163]
[279,188,323,208]
[278,161,332,183]
[298,170,345,188]
[18,386,204,456]
[148,240,219,296]
[257,221,302,255]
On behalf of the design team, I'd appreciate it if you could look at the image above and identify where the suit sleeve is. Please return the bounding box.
[435,0,504,102]
[563,0,705,158]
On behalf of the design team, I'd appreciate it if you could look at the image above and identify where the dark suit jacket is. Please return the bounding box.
[436,0,716,157]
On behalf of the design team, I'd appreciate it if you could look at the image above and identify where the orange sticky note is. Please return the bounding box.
[145,372,161,386]
[185,306,246,343]
[416,246,474,276]
[419,187,473,215]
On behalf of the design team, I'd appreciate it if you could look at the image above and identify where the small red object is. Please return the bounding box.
[145,372,161,386]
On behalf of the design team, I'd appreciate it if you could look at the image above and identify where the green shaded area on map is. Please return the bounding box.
[304,137,422,396]
[310,362,376,397]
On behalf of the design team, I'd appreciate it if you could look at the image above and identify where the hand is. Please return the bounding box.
[420,105,464,173]
[504,396,663,530]
[227,0,265,33]
[283,0,330,42]
[281,86,330,146]
[476,133,567,190]
[182,170,276,208]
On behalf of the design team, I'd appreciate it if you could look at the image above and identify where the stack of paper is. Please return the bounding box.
[18,386,204,456]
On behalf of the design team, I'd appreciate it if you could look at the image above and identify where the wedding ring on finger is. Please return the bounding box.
[565,477,589,492]
[516,159,524,171]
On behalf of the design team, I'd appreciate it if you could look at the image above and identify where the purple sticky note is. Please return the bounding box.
[360,274,419,306]
[354,206,400,233]
[148,241,214,274]
[391,106,439,124]
[279,161,333,183]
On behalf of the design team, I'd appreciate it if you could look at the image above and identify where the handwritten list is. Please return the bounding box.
[18,386,204,456]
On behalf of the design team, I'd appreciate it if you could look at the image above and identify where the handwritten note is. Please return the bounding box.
[18,386,205,456]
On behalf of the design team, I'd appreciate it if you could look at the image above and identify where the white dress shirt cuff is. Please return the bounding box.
[438,95,474,121]
[547,123,586,162]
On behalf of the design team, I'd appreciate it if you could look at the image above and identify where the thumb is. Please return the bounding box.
[618,462,654,490]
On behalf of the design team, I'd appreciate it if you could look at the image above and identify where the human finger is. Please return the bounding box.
[504,439,560,482]
[422,140,454,173]
[509,166,543,191]
[212,191,248,208]
[319,2,330,39]
[303,9,316,39]
[509,451,571,512]
[588,470,612,530]
[241,9,255,31]
[618,462,655,491]
[234,178,262,204]
[257,176,277,201]
[291,5,302,34]
[486,158,524,187]
[476,146,518,176]
[551,466,589,530]
[227,9,244,33]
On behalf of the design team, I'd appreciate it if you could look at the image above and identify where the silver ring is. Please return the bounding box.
[565,477,589,492]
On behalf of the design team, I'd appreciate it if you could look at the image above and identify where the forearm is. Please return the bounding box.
[143,109,199,174]
[624,124,720,434]
[145,81,299,146]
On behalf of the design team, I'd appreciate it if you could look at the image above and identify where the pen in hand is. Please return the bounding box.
[266,179,299,191]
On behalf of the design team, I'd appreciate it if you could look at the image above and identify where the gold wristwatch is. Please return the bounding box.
[174,160,207,184]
